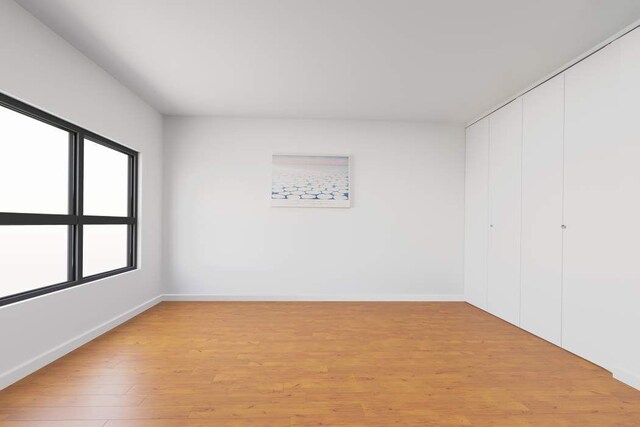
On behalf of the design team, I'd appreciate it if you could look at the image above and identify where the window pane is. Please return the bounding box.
[83,225,128,276]
[0,105,69,214]
[0,226,68,298]
[84,140,129,216]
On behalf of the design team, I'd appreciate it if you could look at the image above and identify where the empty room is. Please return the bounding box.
[1,0,640,425]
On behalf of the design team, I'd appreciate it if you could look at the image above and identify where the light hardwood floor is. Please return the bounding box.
[1,302,639,426]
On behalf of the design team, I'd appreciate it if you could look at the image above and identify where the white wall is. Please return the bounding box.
[164,117,465,299]
[0,0,163,387]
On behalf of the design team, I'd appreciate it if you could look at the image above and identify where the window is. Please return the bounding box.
[0,93,138,306]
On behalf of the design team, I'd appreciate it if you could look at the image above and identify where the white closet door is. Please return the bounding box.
[488,98,522,325]
[610,28,640,381]
[464,118,489,309]
[520,75,564,346]
[563,42,623,370]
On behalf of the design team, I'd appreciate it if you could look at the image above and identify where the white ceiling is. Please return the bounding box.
[15,0,640,123]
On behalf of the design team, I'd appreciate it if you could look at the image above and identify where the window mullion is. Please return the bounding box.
[68,132,77,282]
[80,216,134,225]
[0,213,76,225]
[76,133,85,280]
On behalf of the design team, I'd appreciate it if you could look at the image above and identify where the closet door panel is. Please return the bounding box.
[520,75,564,346]
[488,98,522,325]
[464,118,489,309]
[610,28,640,379]
[563,42,622,369]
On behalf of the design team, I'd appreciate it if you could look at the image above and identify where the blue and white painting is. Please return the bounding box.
[271,155,350,207]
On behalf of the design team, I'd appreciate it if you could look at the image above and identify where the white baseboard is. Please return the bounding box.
[463,299,487,311]
[0,295,162,391]
[613,368,640,391]
[162,293,465,302]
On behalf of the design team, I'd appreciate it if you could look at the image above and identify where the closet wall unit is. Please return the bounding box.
[463,26,640,390]
[487,98,523,326]
[520,74,564,347]
[464,118,489,310]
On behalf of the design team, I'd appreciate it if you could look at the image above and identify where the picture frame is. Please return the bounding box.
[271,154,351,208]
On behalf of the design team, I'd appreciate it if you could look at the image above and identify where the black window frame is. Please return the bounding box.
[0,92,138,307]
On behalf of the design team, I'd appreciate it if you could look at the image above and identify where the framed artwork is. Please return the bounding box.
[271,154,350,208]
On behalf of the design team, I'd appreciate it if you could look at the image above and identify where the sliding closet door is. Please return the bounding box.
[563,42,622,369]
[520,75,564,346]
[464,118,489,309]
[488,99,522,325]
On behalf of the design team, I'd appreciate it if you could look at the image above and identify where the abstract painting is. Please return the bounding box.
[271,154,350,207]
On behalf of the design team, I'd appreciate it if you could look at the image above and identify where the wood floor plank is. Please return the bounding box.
[1,406,192,421]
[0,394,144,408]
[0,421,107,427]
[139,390,306,407]
[105,418,290,427]
[1,385,132,397]
[1,301,639,424]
